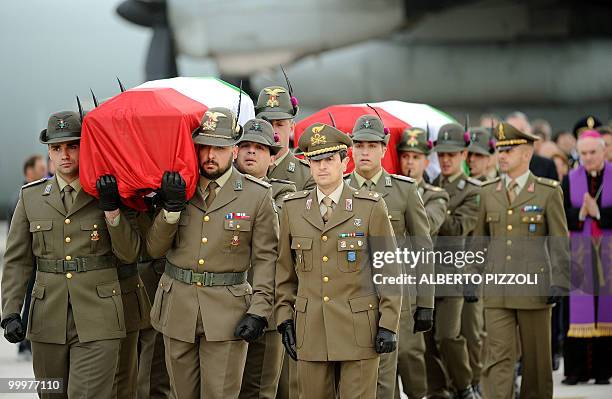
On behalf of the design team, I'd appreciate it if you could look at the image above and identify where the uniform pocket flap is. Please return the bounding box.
[291,237,312,250]
[486,213,500,222]
[159,274,173,292]
[337,237,366,252]
[31,284,45,299]
[224,219,252,231]
[294,296,308,313]
[349,294,379,312]
[96,281,121,298]
[388,210,403,221]
[227,282,253,297]
[30,220,52,232]
[81,219,107,231]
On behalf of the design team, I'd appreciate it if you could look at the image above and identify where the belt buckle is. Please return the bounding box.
[64,260,78,272]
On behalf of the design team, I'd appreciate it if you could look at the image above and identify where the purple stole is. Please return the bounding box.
[568,161,612,338]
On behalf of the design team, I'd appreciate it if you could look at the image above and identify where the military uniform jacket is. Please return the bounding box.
[433,172,481,238]
[275,183,402,361]
[267,151,315,191]
[418,180,449,237]
[346,170,434,309]
[1,176,141,344]
[146,168,278,343]
[471,173,570,309]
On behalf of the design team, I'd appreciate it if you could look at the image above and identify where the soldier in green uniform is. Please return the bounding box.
[255,86,315,191]
[114,227,152,399]
[275,123,402,399]
[343,115,434,398]
[426,123,481,399]
[469,123,570,399]
[462,126,498,395]
[395,127,450,398]
[135,209,171,399]
[234,118,296,399]
[467,127,498,182]
[145,108,278,399]
[1,111,141,399]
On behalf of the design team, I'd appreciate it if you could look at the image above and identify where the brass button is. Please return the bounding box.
[540,267,545,272]
[36,225,41,230]
[159,283,163,287]
[323,296,330,302]
[322,235,328,242]
[369,304,373,309]
[323,276,329,282]
[198,259,205,265]
[65,255,72,261]
[388,215,392,219]
[137,284,140,288]
[202,237,208,243]
[196,282,202,287]
[447,210,451,215]
[204,216,210,222]
[236,224,241,229]
[297,244,301,249]
[66,272,73,279]
[507,225,513,231]
[65,237,71,243]
[507,240,512,246]
[322,256,328,262]
[65,219,71,224]
[507,209,513,215]
[112,289,116,294]
[506,255,512,261]
[93,224,98,229]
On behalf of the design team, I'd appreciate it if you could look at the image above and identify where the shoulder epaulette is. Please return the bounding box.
[353,190,381,201]
[466,177,483,186]
[424,182,444,192]
[298,158,310,167]
[481,177,501,187]
[390,174,416,184]
[244,174,271,188]
[22,177,48,189]
[283,190,311,201]
[343,172,352,180]
[269,178,295,185]
[536,177,560,187]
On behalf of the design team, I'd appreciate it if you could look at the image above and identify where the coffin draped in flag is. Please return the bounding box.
[80,77,255,210]
[295,101,456,177]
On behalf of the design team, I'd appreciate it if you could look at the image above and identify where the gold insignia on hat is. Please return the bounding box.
[312,125,325,134]
[407,128,423,147]
[311,132,327,146]
[201,111,227,131]
[264,88,286,107]
[498,124,506,140]
[587,116,594,129]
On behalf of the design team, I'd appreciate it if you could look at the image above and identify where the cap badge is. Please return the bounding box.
[407,129,423,147]
[361,120,372,129]
[264,88,286,108]
[201,111,227,131]
[587,116,595,129]
[498,124,506,140]
[56,119,69,130]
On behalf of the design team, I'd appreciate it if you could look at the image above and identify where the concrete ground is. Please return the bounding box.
[0,221,610,398]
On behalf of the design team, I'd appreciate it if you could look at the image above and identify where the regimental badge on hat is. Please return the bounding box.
[311,126,327,146]
[201,111,227,131]
[407,128,423,147]
[56,118,70,130]
[498,123,506,140]
[264,87,286,108]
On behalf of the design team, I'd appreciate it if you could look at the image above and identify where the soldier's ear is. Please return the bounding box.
[232,145,239,160]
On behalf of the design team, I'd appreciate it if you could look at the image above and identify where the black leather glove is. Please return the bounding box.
[547,285,568,305]
[234,313,268,343]
[375,327,397,353]
[161,171,186,212]
[1,313,25,343]
[413,307,434,333]
[96,174,121,211]
[464,284,479,303]
[278,319,297,361]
